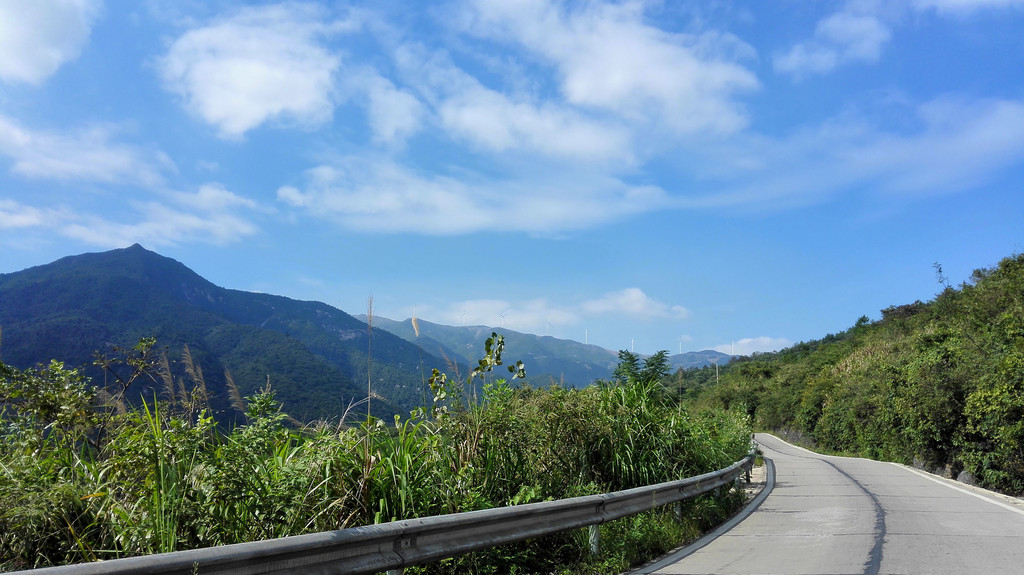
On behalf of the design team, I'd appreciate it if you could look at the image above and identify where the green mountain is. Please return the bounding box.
[669,350,734,371]
[0,244,439,421]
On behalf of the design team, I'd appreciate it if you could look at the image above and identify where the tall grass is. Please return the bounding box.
[0,336,751,572]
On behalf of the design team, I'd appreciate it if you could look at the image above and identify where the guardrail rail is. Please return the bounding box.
[21,450,756,575]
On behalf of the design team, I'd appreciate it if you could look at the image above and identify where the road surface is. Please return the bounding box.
[631,433,1024,575]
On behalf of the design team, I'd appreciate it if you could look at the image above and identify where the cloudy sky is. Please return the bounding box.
[2,0,1023,356]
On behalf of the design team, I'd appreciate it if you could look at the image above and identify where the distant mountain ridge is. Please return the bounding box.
[0,245,734,420]
[361,316,735,385]
[360,316,619,387]
[669,349,733,371]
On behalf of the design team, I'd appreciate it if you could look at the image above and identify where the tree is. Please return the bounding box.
[612,349,671,385]
[612,350,641,384]
[640,350,671,383]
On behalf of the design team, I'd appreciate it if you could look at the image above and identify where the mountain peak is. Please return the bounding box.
[0,246,426,421]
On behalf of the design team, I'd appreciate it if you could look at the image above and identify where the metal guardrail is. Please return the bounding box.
[22,451,756,575]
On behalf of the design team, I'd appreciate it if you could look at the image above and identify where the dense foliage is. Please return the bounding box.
[0,334,751,573]
[689,254,1024,493]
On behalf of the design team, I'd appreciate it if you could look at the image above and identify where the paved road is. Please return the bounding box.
[633,433,1024,575]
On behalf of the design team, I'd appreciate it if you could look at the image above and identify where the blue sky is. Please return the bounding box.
[2,0,1023,356]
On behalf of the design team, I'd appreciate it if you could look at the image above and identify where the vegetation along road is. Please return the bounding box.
[636,433,1024,575]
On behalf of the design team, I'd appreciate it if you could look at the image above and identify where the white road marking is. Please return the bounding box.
[892,463,1024,517]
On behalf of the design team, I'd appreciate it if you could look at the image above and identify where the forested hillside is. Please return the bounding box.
[0,244,440,420]
[686,253,1024,493]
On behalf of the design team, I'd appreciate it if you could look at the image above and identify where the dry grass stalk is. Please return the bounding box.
[224,369,246,414]
[182,345,209,414]
[366,295,374,420]
[157,352,176,405]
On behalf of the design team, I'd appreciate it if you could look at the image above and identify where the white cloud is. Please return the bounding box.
[393,44,632,163]
[276,185,312,207]
[175,182,258,211]
[582,288,690,320]
[843,97,1024,194]
[421,298,580,333]
[275,156,673,235]
[196,160,220,172]
[0,185,260,248]
[774,11,891,77]
[438,85,630,162]
[63,204,257,248]
[412,289,689,335]
[0,199,65,229]
[0,0,101,84]
[0,114,172,186]
[818,13,891,61]
[912,0,1024,12]
[364,74,424,145]
[159,3,357,138]
[713,337,792,356]
[677,96,1024,209]
[775,0,1021,78]
[458,0,758,134]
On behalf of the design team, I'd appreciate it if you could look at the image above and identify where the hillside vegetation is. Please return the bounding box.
[688,253,1024,493]
[0,334,751,573]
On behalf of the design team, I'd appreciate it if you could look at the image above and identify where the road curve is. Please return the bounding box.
[634,433,1024,575]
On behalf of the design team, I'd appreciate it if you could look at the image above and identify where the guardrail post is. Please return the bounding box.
[386,570,404,575]
[673,501,682,522]
[589,524,600,556]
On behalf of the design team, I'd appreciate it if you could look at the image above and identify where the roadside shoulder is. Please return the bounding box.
[891,462,1024,516]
